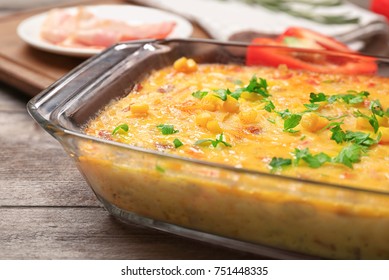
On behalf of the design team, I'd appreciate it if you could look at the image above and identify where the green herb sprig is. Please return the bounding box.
[112,123,129,135]
[157,124,179,135]
[191,76,269,101]
[195,133,232,148]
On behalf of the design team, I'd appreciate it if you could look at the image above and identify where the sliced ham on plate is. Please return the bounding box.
[40,7,176,49]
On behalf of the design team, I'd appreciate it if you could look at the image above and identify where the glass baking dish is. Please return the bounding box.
[27,39,389,259]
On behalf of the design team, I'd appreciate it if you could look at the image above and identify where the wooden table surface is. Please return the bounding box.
[0,82,263,260]
[0,0,261,260]
[0,0,384,260]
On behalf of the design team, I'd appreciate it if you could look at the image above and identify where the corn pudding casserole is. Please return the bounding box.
[82,57,389,259]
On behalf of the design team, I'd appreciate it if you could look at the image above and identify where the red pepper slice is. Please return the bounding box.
[246,31,377,75]
[371,0,389,21]
[282,27,352,52]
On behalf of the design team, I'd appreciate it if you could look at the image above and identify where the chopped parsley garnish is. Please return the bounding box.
[277,109,292,119]
[369,99,389,118]
[192,76,269,102]
[213,88,231,101]
[328,91,369,104]
[269,157,292,170]
[269,144,367,170]
[192,90,208,99]
[303,103,320,111]
[229,88,244,100]
[333,144,366,168]
[309,91,369,105]
[264,99,276,112]
[354,110,379,133]
[244,76,270,98]
[157,124,179,135]
[309,92,327,103]
[352,99,388,133]
[195,133,232,148]
[156,165,166,173]
[344,131,380,147]
[283,114,302,133]
[267,118,276,124]
[329,122,346,144]
[328,122,379,147]
[173,138,183,148]
[112,123,129,135]
[293,148,331,168]
[320,114,348,121]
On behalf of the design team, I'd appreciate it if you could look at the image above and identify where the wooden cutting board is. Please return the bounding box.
[0,0,208,96]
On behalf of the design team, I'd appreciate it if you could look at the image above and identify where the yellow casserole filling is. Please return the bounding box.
[85,59,388,189]
[81,58,389,259]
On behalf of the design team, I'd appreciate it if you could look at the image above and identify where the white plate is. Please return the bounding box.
[17,4,193,57]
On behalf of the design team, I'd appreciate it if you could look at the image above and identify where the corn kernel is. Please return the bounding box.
[131,103,149,115]
[378,127,389,144]
[223,95,240,113]
[378,116,389,127]
[240,91,260,101]
[301,112,329,132]
[173,57,198,73]
[206,120,223,133]
[200,94,222,111]
[186,59,198,72]
[239,110,258,124]
[195,112,212,127]
[355,117,373,131]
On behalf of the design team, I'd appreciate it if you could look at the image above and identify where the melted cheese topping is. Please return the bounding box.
[85,62,389,191]
[80,60,389,259]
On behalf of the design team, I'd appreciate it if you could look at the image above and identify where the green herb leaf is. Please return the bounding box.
[344,131,378,147]
[328,91,369,104]
[293,148,331,168]
[284,114,302,133]
[269,157,292,170]
[304,103,320,111]
[192,90,208,99]
[267,118,276,124]
[370,99,384,117]
[320,114,348,121]
[329,123,346,144]
[277,109,292,119]
[157,124,179,135]
[309,92,327,103]
[244,76,270,98]
[333,144,366,168]
[354,110,379,133]
[173,138,183,148]
[264,100,275,112]
[112,123,129,135]
[309,91,369,106]
[195,133,232,148]
[230,88,243,100]
[213,89,231,101]
[156,165,166,173]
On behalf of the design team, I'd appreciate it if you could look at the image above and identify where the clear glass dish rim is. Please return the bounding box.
[27,38,389,197]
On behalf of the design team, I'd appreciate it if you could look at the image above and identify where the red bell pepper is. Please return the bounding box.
[246,27,377,75]
[371,0,389,21]
[281,27,352,52]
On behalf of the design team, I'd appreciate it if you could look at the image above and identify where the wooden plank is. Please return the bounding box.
[0,207,260,259]
[0,108,100,207]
